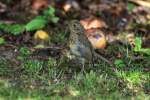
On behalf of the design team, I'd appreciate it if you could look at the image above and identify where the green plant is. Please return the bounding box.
[47,58,66,80]
[127,2,137,12]
[0,37,5,45]
[134,37,142,52]
[115,70,147,85]
[43,6,59,23]
[83,71,97,89]
[51,31,68,43]
[23,60,43,74]
[25,16,47,31]
[0,6,59,35]
[16,47,32,61]
[133,37,150,55]
[114,59,126,68]
[26,6,59,31]
[0,23,25,35]
[47,57,57,68]
[19,47,32,56]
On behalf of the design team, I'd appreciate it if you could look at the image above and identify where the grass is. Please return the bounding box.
[0,43,150,100]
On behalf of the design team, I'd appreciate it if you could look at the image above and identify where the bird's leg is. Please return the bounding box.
[80,58,86,74]
[81,63,86,74]
[91,56,95,67]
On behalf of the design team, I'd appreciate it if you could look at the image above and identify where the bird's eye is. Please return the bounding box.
[73,24,78,28]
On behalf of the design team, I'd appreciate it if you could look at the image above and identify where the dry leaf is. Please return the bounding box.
[129,0,150,8]
[68,86,80,96]
[32,0,48,10]
[80,17,107,30]
[34,30,50,41]
[63,0,80,12]
[63,3,72,12]
[86,28,106,49]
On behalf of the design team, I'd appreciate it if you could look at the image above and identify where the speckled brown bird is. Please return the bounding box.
[68,20,94,71]
[68,20,112,72]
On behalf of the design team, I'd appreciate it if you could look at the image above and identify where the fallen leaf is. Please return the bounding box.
[34,44,45,48]
[68,86,80,96]
[34,30,50,41]
[63,0,80,12]
[32,0,48,10]
[63,2,72,12]
[80,17,107,30]
[129,0,150,8]
[86,28,106,49]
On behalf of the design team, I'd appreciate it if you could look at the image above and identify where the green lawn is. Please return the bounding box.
[0,44,149,100]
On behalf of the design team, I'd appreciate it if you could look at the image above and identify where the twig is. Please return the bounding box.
[94,52,113,66]
[129,0,150,8]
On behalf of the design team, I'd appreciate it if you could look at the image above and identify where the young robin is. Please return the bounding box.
[68,20,112,72]
[68,20,94,72]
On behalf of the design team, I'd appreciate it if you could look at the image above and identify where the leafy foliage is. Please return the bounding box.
[0,6,59,35]
[115,70,148,85]
[19,47,32,56]
[134,37,142,52]
[0,23,25,35]
[134,37,150,55]
[25,6,59,31]
[114,59,125,68]
[43,6,59,23]
[0,37,5,45]
[25,16,47,31]
[127,2,137,11]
